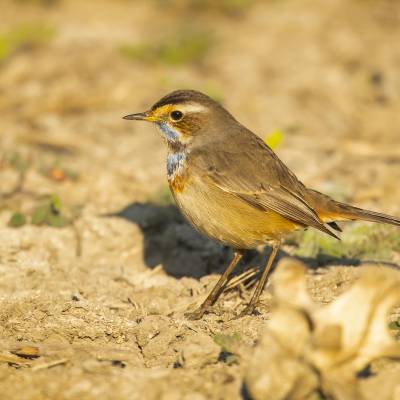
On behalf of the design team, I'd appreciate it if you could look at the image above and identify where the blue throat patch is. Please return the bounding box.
[157,122,180,143]
[157,122,186,178]
[167,152,186,177]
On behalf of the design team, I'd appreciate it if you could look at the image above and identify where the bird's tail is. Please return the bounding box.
[306,189,400,227]
[331,203,400,226]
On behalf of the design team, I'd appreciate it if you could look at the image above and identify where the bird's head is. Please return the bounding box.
[123,90,234,149]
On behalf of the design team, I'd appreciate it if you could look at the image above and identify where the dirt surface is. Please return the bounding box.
[1,1,400,399]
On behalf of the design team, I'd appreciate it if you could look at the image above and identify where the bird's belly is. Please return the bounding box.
[171,176,298,249]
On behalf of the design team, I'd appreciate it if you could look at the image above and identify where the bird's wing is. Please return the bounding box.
[191,134,339,239]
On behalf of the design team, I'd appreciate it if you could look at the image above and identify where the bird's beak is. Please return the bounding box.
[123,112,147,121]
[123,111,159,122]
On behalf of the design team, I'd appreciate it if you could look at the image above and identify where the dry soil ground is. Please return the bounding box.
[1,0,400,399]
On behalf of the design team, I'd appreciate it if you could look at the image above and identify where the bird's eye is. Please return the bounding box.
[170,110,183,121]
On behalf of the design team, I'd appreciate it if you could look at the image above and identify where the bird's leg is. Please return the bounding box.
[239,242,280,317]
[185,250,244,320]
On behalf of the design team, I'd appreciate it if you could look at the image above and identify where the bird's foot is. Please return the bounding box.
[237,303,260,318]
[184,306,211,320]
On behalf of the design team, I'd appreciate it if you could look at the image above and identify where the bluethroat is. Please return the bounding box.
[124,90,400,319]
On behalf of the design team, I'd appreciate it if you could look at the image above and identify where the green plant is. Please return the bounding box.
[14,0,59,5]
[120,27,214,66]
[8,212,27,228]
[7,194,80,229]
[264,130,284,150]
[0,23,55,62]
[154,0,255,17]
[189,0,255,15]
[290,223,400,262]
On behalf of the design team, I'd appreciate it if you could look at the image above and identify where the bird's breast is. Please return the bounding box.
[172,174,300,248]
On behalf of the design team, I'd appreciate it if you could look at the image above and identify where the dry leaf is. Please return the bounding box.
[245,259,400,400]
[11,346,40,359]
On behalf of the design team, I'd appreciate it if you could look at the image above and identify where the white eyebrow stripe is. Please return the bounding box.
[178,103,208,113]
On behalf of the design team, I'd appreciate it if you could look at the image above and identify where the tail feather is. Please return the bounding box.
[306,189,400,227]
[335,203,400,227]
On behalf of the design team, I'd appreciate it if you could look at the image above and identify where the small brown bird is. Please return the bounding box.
[124,90,400,319]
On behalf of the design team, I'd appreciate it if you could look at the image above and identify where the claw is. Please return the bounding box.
[237,304,260,318]
[184,306,209,320]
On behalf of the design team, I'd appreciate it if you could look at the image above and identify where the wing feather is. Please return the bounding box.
[191,134,339,239]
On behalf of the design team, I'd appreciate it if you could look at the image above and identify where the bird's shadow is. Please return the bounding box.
[108,202,398,279]
[109,201,266,279]
[109,201,230,278]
